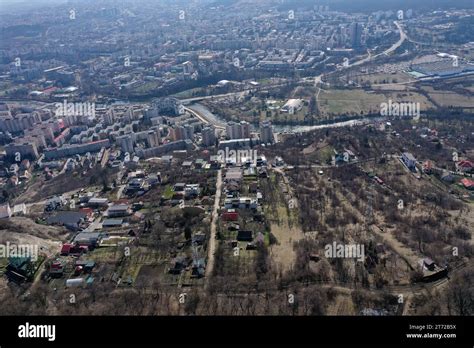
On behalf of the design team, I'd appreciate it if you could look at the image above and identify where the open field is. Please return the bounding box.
[421,86,474,108]
[318,89,433,117]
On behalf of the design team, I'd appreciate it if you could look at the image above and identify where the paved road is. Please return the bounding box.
[347,21,407,68]
[312,21,406,116]
[183,106,225,130]
[82,217,102,232]
[181,91,248,104]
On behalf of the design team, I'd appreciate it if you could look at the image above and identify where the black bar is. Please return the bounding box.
[0,316,472,346]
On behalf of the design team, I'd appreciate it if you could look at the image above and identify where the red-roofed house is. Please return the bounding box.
[49,260,65,276]
[79,207,94,220]
[460,178,474,190]
[222,210,238,221]
[60,243,72,255]
[60,243,88,256]
[456,160,474,173]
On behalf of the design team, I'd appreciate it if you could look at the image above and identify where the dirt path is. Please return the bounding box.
[205,169,222,281]
[269,168,303,273]
[330,295,355,315]
[22,188,84,207]
[371,224,420,270]
[269,214,304,273]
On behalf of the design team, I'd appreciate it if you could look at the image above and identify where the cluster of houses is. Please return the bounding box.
[403,151,474,192]
[162,163,218,279]
[44,194,145,286]
[162,151,270,278]
[433,158,474,191]
[51,230,102,285]
[39,181,150,285]
[0,159,33,187]
[124,169,162,197]
[219,152,268,252]
[0,202,27,219]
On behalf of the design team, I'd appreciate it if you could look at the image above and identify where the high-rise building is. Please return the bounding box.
[172,125,194,141]
[260,121,274,144]
[147,130,160,147]
[43,139,110,160]
[5,142,39,160]
[172,126,189,141]
[202,126,216,147]
[226,121,250,140]
[103,109,115,125]
[117,135,134,153]
[226,121,239,140]
[184,125,194,140]
[0,112,41,133]
[240,121,250,139]
[23,134,46,149]
[350,22,362,48]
